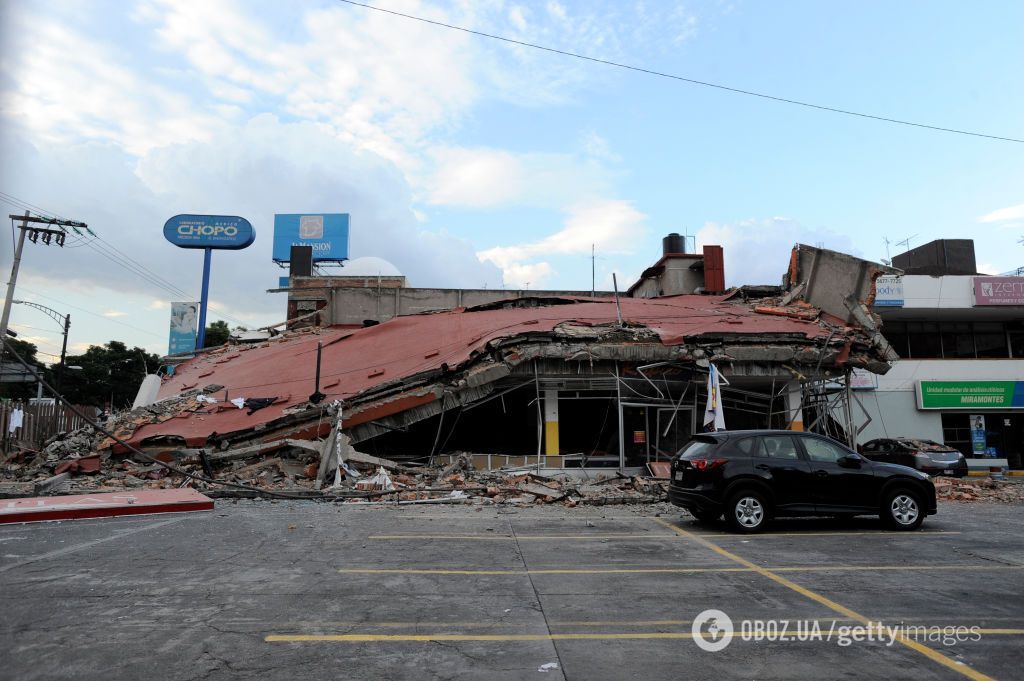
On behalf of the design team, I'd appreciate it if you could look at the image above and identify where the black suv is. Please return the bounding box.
[668,430,937,533]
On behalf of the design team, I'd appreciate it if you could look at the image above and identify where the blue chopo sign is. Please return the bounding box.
[163,214,255,250]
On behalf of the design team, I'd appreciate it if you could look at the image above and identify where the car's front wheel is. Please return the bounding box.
[882,489,924,531]
[725,491,768,533]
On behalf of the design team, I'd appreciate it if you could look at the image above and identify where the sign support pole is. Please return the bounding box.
[196,247,212,349]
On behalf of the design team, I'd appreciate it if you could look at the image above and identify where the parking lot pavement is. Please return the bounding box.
[2,500,1023,681]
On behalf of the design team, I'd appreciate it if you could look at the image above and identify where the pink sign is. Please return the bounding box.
[973,277,1024,306]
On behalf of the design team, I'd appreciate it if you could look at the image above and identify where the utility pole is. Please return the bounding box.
[0,212,87,343]
[0,212,29,343]
[591,243,595,298]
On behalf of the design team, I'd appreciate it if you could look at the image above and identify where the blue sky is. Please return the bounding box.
[1,0,1022,361]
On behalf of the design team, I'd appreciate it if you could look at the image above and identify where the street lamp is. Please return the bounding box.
[10,300,71,396]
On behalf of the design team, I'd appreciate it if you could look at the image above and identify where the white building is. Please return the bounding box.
[856,242,1024,471]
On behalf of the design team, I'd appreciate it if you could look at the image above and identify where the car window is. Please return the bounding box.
[862,442,877,452]
[803,437,851,463]
[677,439,717,459]
[758,435,799,460]
[732,437,760,457]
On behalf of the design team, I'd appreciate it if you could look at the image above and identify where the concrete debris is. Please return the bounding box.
[2,424,670,504]
[933,477,1024,503]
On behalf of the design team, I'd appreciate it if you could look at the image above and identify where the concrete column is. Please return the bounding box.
[785,382,804,431]
[543,388,560,458]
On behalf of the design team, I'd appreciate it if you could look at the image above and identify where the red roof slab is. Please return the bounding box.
[131,295,853,449]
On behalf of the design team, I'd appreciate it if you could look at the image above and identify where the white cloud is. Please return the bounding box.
[102,310,128,318]
[427,146,614,209]
[696,218,861,287]
[977,203,1024,224]
[1,12,225,155]
[477,199,646,287]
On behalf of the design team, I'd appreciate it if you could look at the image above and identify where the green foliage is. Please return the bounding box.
[0,338,45,400]
[203,320,231,348]
[58,341,161,409]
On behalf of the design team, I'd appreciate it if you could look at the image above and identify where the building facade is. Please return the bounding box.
[857,242,1024,470]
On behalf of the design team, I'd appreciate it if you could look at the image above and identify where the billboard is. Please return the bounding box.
[873,275,903,307]
[163,215,255,250]
[917,380,1024,409]
[168,302,199,355]
[272,213,349,263]
[973,276,1024,306]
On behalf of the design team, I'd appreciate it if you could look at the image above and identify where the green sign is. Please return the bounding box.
[917,381,1024,410]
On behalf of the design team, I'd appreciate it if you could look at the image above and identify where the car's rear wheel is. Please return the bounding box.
[882,489,924,531]
[725,491,768,533]
[689,508,721,523]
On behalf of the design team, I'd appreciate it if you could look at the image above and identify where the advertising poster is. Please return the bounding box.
[970,414,987,455]
[169,302,199,355]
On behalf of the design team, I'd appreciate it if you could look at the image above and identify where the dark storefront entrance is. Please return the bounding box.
[942,413,1024,469]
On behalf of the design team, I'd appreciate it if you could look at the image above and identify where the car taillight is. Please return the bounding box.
[692,458,728,471]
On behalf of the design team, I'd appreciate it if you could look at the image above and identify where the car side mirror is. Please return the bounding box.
[838,454,862,468]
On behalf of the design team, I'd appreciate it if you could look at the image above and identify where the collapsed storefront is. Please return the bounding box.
[118,258,896,473]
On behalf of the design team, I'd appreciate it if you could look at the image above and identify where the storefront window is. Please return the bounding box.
[940,322,975,358]
[1009,322,1024,358]
[882,322,909,358]
[974,322,1009,358]
[907,322,941,359]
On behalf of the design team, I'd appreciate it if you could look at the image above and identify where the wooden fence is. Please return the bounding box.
[0,401,94,453]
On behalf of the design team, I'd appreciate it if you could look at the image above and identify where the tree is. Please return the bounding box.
[0,337,46,401]
[203,320,231,348]
[59,341,162,409]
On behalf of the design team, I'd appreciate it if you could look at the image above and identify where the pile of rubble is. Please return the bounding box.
[0,424,668,506]
[933,476,1024,503]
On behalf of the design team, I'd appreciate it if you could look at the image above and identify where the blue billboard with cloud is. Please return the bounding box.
[272,213,350,264]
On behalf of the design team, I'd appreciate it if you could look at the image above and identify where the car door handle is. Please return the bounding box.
[755,464,770,471]
[815,470,828,477]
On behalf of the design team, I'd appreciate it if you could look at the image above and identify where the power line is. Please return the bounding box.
[336,0,1024,144]
[0,191,253,329]
[0,191,195,299]
[16,287,166,339]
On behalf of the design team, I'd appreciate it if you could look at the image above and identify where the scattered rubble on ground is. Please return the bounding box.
[0,421,668,506]
[5,416,1020,506]
[933,476,1024,503]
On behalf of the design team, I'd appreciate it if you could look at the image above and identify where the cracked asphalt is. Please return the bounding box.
[1,499,1023,680]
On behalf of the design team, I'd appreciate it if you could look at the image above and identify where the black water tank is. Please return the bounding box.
[663,233,686,255]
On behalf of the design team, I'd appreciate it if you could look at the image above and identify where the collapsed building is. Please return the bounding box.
[102,241,898,476]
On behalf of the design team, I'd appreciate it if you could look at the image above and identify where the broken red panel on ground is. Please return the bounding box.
[0,488,214,524]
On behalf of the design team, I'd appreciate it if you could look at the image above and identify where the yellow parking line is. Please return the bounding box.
[265,628,1024,643]
[653,518,994,681]
[337,564,1022,576]
[267,633,699,642]
[704,531,961,539]
[367,534,677,540]
[337,567,748,575]
[367,531,960,541]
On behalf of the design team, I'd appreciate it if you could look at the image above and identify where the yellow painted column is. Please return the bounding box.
[786,382,804,431]
[543,388,560,459]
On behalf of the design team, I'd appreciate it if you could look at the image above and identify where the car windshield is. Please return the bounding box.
[902,439,957,452]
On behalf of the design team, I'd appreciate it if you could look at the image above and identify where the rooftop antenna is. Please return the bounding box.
[612,273,623,326]
[895,234,918,269]
[883,237,893,261]
[682,228,696,254]
[591,243,595,298]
